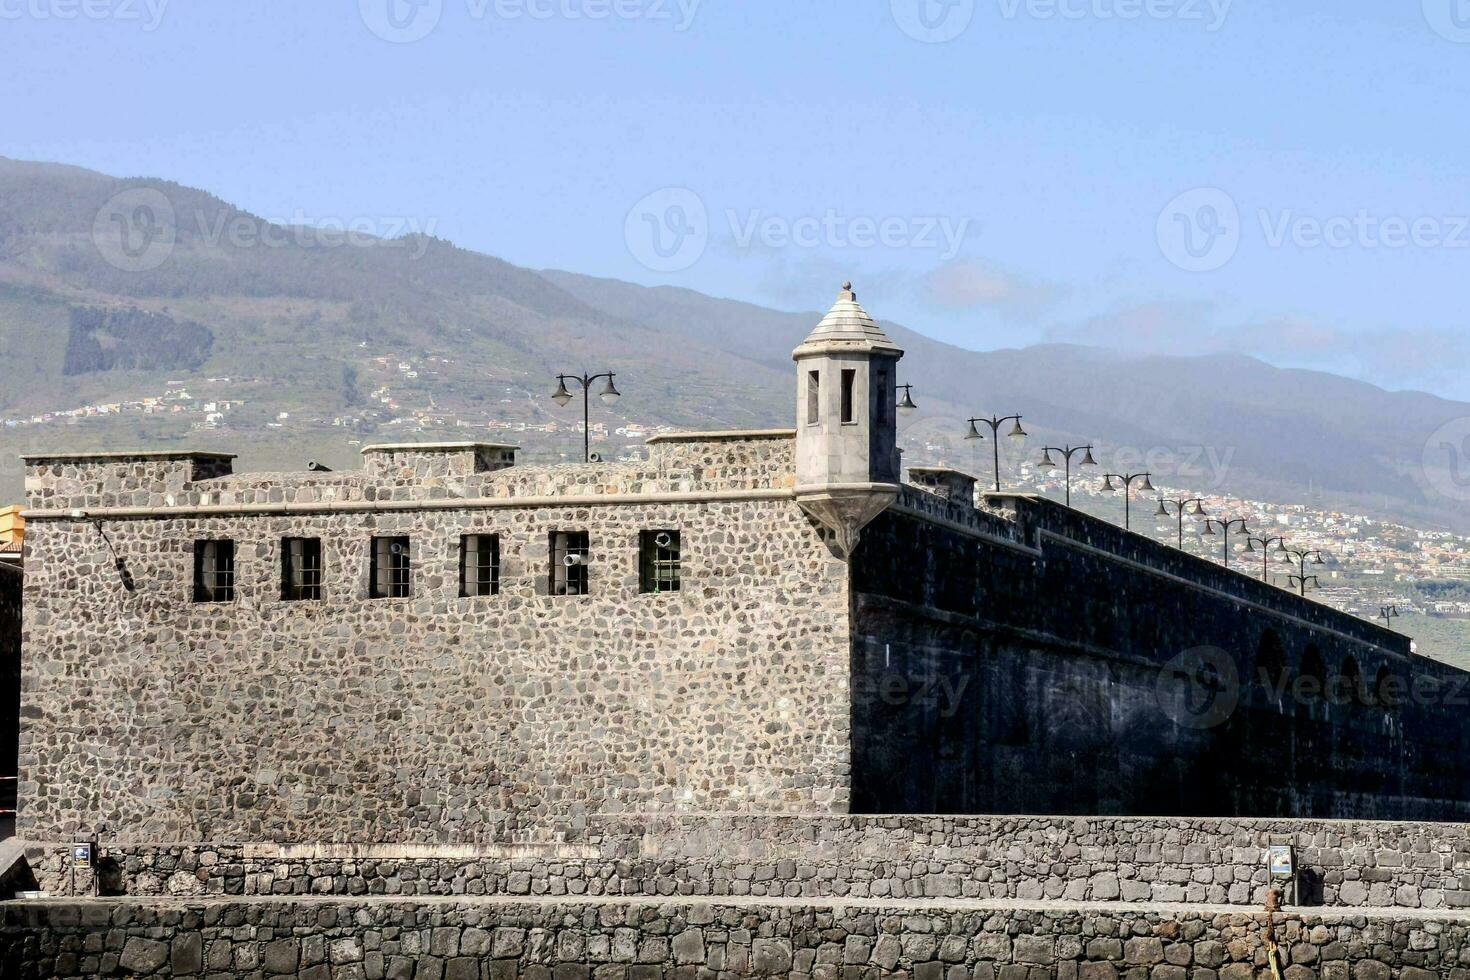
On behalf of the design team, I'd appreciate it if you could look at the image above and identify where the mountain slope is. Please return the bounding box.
[0,157,1465,533]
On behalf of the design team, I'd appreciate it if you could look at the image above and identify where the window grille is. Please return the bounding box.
[281,537,323,601]
[639,530,681,593]
[549,531,589,596]
[460,534,500,597]
[192,539,235,602]
[370,536,411,598]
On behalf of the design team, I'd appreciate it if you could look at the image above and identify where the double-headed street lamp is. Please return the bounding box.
[1102,471,1154,530]
[1283,547,1326,597]
[1155,495,1207,549]
[1378,605,1401,627]
[1244,534,1289,583]
[965,414,1028,492]
[1038,444,1096,507]
[551,371,621,463]
[1201,517,1250,569]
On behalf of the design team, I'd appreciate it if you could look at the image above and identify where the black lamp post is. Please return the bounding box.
[965,414,1027,492]
[1378,604,1401,627]
[1201,517,1250,569]
[1102,471,1154,530]
[1038,444,1096,507]
[1243,534,1289,583]
[551,371,621,462]
[897,384,918,415]
[1155,495,1207,549]
[1284,547,1326,597]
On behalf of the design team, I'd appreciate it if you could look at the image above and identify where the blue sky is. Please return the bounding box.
[5,1,1470,397]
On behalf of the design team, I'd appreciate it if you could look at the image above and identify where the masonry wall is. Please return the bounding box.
[0,561,20,834]
[851,490,1469,820]
[17,437,851,843]
[5,895,1470,979]
[20,814,1470,912]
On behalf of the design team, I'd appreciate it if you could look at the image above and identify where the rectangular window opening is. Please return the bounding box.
[806,370,820,425]
[550,530,589,596]
[639,530,682,594]
[370,536,412,599]
[192,539,235,603]
[841,368,856,424]
[876,367,889,427]
[281,537,323,601]
[460,533,501,597]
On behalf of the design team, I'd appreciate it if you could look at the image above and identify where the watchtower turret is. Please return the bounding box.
[792,282,904,555]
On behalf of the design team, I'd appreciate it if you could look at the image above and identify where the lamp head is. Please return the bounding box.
[599,375,621,405]
[1155,499,1169,517]
[551,379,573,406]
[1191,500,1207,516]
[1081,447,1097,467]
[897,386,917,414]
[965,420,983,441]
[1138,474,1155,492]
[1007,419,1027,444]
[1039,450,1057,471]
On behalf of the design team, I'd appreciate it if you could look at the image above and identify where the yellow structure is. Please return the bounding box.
[0,504,22,566]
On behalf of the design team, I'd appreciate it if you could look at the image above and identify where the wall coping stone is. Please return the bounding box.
[359,441,519,454]
[644,429,795,443]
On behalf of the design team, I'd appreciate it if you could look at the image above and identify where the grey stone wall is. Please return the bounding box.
[4,894,1470,979]
[21,815,1470,912]
[852,490,1466,820]
[18,437,849,843]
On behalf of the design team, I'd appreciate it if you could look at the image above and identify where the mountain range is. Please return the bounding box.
[1,156,1467,533]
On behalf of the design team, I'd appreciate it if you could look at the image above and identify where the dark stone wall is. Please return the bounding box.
[0,562,19,836]
[851,492,1470,820]
[4,896,1470,979]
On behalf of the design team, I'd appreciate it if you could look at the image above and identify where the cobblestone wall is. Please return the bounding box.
[3,895,1469,979]
[21,815,1470,912]
[18,438,849,842]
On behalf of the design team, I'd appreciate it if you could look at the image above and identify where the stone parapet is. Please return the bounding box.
[19,814,1470,911]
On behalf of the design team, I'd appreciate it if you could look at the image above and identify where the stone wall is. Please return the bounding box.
[0,560,19,833]
[21,815,1470,912]
[4,894,1469,979]
[851,491,1467,820]
[18,437,849,842]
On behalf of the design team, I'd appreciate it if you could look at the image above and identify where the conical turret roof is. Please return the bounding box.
[792,282,904,359]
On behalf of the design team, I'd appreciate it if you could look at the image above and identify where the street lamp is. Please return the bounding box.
[1378,605,1401,627]
[1102,471,1154,530]
[896,384,918,415]
[1155,495,1207,549]
[1038,444,1096,507]
[1283,547,1326,598]
[551,371,621,463]
[965,414,1027,492]
[1243,534,1289,583]
[1201,517,1250,569]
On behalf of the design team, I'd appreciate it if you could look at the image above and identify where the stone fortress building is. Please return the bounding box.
[15,283,1470,849]
[9,284,1470,976]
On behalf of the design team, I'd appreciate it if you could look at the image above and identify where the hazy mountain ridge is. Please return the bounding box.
[0,157,1465,533]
